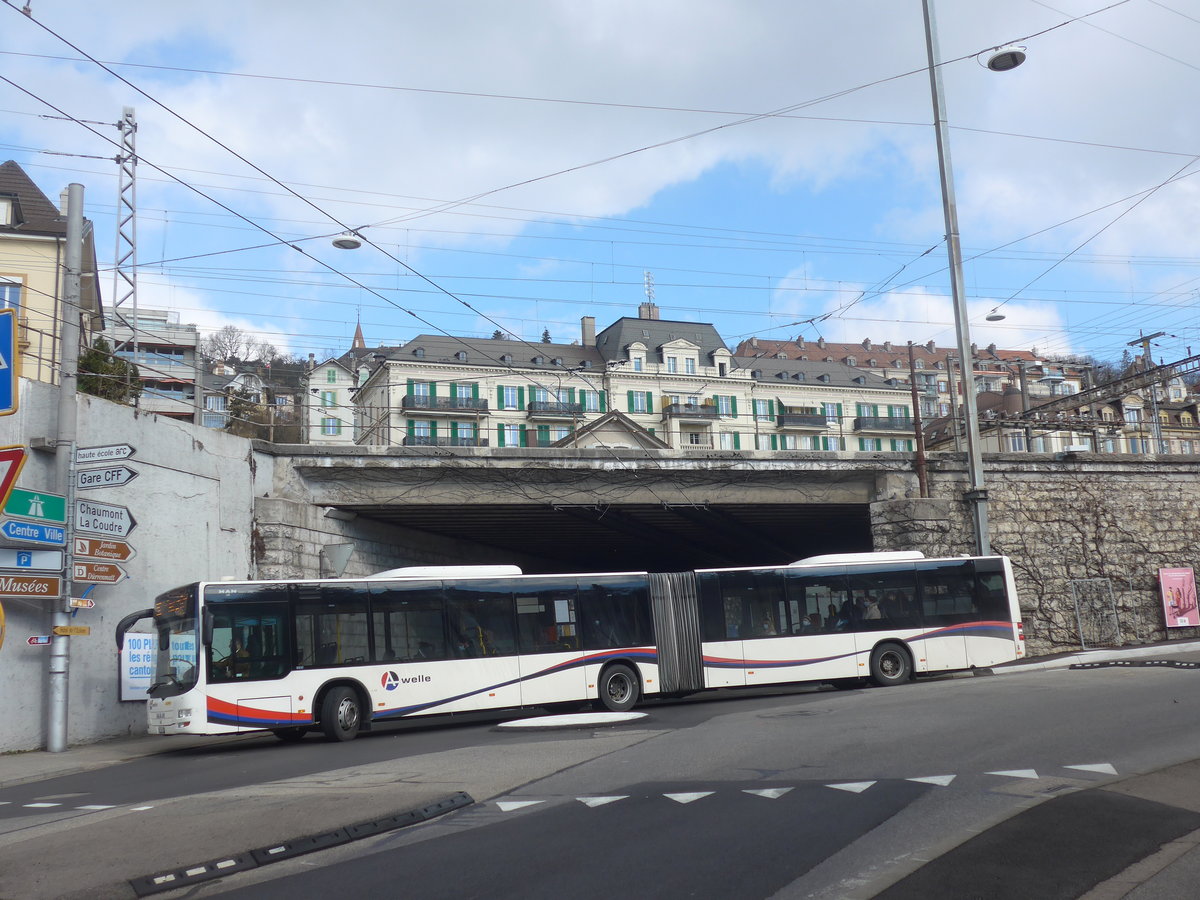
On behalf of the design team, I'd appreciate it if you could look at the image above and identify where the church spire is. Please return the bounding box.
[351,317,366,351]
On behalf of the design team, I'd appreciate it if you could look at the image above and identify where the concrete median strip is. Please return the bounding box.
[127,792,474,897]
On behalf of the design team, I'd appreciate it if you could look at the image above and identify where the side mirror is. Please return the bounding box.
[202,607,214,647]
[114,608,154,650]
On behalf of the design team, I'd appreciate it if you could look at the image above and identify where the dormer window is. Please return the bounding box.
[818,374,830,383]
[412,347,425,358]
[500,354,513,364]
[914,358,925,369]
[845,357,856,366]
[866,359,877,367]
[533,356,545,365]
[455,351,468,362]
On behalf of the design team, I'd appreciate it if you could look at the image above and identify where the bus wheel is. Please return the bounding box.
[869,644,911,687]
[598,664,639,712]
[271,726,308,742]
[320,687,362,741]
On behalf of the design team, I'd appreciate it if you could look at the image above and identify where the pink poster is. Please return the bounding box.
[1159,568,1199,628]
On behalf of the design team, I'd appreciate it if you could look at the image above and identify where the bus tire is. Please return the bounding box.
[869,643,911,687]
[320,686,362,741]
[271,726,308,742]
[598,663,640,712]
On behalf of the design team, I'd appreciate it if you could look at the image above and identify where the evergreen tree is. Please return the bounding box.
[491,329,506,340]
[541,328,552,343]
[77,337,142,403]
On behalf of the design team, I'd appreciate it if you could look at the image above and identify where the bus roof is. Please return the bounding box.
[789,551,926,566]
[369,564,524,578]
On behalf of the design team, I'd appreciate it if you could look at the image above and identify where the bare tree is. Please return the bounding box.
[201,325,278,364]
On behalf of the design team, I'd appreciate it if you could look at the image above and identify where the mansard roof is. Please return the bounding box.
[594,317,728,362]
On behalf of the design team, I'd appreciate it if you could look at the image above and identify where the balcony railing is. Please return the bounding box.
[854,416,913,432]
[776,413,826,429]
[678,434,715,450]
[663,403,718,420]
[403,435,490,447]
[527,400,583,418]
[402,396,489,414]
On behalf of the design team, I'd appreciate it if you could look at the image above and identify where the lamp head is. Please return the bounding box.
[332,231,362,250]
[985,44,1026,72]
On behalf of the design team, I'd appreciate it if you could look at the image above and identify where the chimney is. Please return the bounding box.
[638,301,660,320]
[926,340,936,353]
[883,340,892,352]
[817,337,826,349]
[581,316,596,347]
[795,336,806,349]
[862,338,872,350]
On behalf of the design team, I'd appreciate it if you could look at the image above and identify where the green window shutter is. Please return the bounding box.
[730,397,738,418]
[712,394,720,410]
[497,425,505,448]
[429,421,438,439]
[733,432,740,450]
[599,390,607,412]
[450,422,459,441]
[497,386,505,409]
[428,382,437,399]
[771,434,778,451]
[519,424,528,447]
[406,379,415,396]
[406,419,415,438]
[518,386,526,410]
[837,403,843,421]
[472,383,479,400]
[648,427,656,436]
[768,400,775,417]
[627,390,635,413]
[567,387,576,403]
[536,424,549,443]
[645,391,653,411]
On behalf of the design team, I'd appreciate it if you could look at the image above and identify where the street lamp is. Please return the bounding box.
[921,1,1025,556]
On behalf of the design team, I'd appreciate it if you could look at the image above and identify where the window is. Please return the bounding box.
[371,581,447,662]
[754,399,773,421]
[451,383,475,404]
[411,381,431,399]
[501,385,520,410]
[294,583,370,667]
[628,390,651,413]
[779,434,798,450]
[581,390,602,413]
[719,432,739,450]
[1124,408,1141,424]
[326,368,338,383]
[321,417,342,436]
[822,402,840,426]
[498,423,524,447]
[411,420,432,439]
[890,439,913,451]
[515,580,579,654]
[667,356,678,373]
[206,587,292,682]
[685,358,696,374]
[859,438,882,451]
[445,581,517,657]
[632,356,644,372]
[1005,433,1027,452]
[1,279,21,313]
[321,391,336,408]
[579,576,652,649]
[714,394,736,417]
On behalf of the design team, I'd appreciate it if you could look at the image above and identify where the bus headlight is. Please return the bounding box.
[177,709,193,718]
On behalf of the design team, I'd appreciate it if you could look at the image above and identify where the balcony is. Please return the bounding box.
[402,395,489,415]
[663,403,718,423]
[854,416,913,433]
[678,433,715,450]
[776,413,826,430]
[527,400,583,420]
[403,435,490,447]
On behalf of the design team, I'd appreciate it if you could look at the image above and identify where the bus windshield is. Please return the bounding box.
[149,584,200,698]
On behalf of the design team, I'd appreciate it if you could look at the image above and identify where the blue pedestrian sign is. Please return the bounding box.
[0,309,16,417]
[1,519,66,546]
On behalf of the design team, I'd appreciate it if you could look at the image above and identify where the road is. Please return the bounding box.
[2,656,1200,899]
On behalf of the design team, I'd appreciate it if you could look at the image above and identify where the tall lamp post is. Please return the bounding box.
[920,2,1025,556]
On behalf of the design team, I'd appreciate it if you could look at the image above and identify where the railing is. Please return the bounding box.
[402,396,489,413]
[403,435,490,447]
[678,434,715,450]
[854,416,913,432]
[527,401,583,416]
[663,403,718,419]
[776,413,826,429]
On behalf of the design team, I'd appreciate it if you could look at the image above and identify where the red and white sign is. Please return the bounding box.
[0,446,26,512]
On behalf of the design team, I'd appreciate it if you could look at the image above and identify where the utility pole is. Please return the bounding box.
[1129,332,1166,453]
[112,108,139,399]
[48,183,84,753]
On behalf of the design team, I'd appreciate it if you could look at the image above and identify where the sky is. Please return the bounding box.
[2,0,1198,368]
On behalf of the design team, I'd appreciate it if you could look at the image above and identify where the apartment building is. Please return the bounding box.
[106,307,202,422]
[353,307,914,454]
[0,160,104,385]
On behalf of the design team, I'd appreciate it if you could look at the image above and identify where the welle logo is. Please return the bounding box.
[380,671,432,691]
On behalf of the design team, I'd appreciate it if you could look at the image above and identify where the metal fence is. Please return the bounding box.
[1069,578,1123,649]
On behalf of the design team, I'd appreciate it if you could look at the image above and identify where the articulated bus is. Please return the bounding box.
[126,552,1024,742]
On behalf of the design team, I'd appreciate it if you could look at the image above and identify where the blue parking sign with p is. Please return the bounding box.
[0,308,15,416]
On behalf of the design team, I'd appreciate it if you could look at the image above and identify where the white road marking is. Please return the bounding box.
[496,800,544,812]
[577,796,628,808]
[131,806,155,811]
[986,769,1039,779]
[1065,763,1118,775]
[907,775,957,786]
[23,802,60,808]
[75,804,116,810]
[743,788,794,799]
[664,792,713,804]
[826,782,876,794]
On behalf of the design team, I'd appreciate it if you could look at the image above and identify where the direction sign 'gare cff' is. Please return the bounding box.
[76,465,138,490]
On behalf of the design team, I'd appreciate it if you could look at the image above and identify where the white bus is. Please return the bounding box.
[124,552,1023,742]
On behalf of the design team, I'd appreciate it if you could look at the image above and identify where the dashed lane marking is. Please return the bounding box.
[664,792,714,804]
[744,788,794,799]
[827,782,877,794]
[495,800,544,812]
[908,775,957,786]
[23,802,61,808]
[1066,763,1119,775]
[987,769,1040,779]
[577,796,628,808]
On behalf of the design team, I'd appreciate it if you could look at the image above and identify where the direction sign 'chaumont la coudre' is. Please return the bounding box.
[75,498,136,537]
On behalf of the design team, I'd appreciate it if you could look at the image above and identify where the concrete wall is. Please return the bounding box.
[1,378,255,751]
